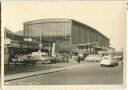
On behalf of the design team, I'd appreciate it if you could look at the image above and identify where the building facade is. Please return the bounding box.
[24,19,71,44]
[71,20,109,46]
[23,18,110,54]
[4,28,40,64]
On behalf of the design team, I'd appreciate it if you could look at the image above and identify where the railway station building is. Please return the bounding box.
[23,18,110,54]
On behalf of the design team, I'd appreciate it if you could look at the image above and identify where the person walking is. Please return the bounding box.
[78,56,81,64]
[66,55,69,63]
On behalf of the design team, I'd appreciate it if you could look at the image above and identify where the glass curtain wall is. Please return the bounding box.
[24,22,71,44]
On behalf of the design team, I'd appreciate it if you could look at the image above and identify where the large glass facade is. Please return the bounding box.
[24,22,71,44]
[24,19,109,47]
[71,21,109,46]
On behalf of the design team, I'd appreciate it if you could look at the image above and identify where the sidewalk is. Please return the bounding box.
[5,62,73,75]
[4,63,85,82]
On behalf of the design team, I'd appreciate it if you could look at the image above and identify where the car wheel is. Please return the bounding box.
[114,63,116,66]
[101,64,104,67]
[110,64,112,67]
[112,64,115,67]
[32,61,36,66]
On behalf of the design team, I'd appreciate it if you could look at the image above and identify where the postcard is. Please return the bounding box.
[1,0,127,90]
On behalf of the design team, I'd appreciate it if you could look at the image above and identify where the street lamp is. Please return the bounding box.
[39,34,42,52]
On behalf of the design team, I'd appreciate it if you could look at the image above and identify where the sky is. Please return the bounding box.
[2,1,127,51]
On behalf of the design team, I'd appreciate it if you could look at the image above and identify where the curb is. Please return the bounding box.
[4,64,85,82]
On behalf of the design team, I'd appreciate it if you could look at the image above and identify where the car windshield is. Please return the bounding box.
[103,56,111,59]
[88,54,100,57]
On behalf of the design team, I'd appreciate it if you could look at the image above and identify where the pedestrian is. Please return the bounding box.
[14,54,19,66]
[54,55,57,64]
[78,56,81,64]
[66,55,69,63]
[15,54,18,60]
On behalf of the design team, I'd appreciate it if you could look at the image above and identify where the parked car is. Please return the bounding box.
[56,54,65,63]
[84,54,102,62]
[71,55,78,61]
[100,56,118,67]
[114,56,123,61]
[12,54,37,66]
[32,51,52,64]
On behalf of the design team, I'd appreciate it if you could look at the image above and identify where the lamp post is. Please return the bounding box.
[122,48,123,60]
[39,34,42,52]
[49,41,50,56]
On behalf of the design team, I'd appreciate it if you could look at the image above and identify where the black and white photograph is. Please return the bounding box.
[0,2,1,86]
[1,0,127,88]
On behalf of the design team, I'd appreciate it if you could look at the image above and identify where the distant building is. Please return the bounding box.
[15,30,23,36]
[4,28,39,64]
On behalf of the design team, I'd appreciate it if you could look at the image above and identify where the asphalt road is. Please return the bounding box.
[5,62,123,85]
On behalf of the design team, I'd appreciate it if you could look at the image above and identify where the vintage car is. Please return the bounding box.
[12,54,37,66]
[32,52,52,64]
[84,54,102,62]
[71,55,78,61]
[100,56,118,67]
[114,56,123,61]
[55,54,65,63]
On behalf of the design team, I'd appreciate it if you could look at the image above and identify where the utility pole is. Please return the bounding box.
[49,41,50,56]
[39,34,42,52]
[122,48,123,60]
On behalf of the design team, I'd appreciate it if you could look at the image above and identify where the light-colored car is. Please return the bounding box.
[84,54,102,62]
[71,55,78,61]
[32,51,52,64]
[100,56,118,67]
[12,54,37,66]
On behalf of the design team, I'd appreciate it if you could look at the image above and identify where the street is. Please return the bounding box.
[5,62,123,85]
